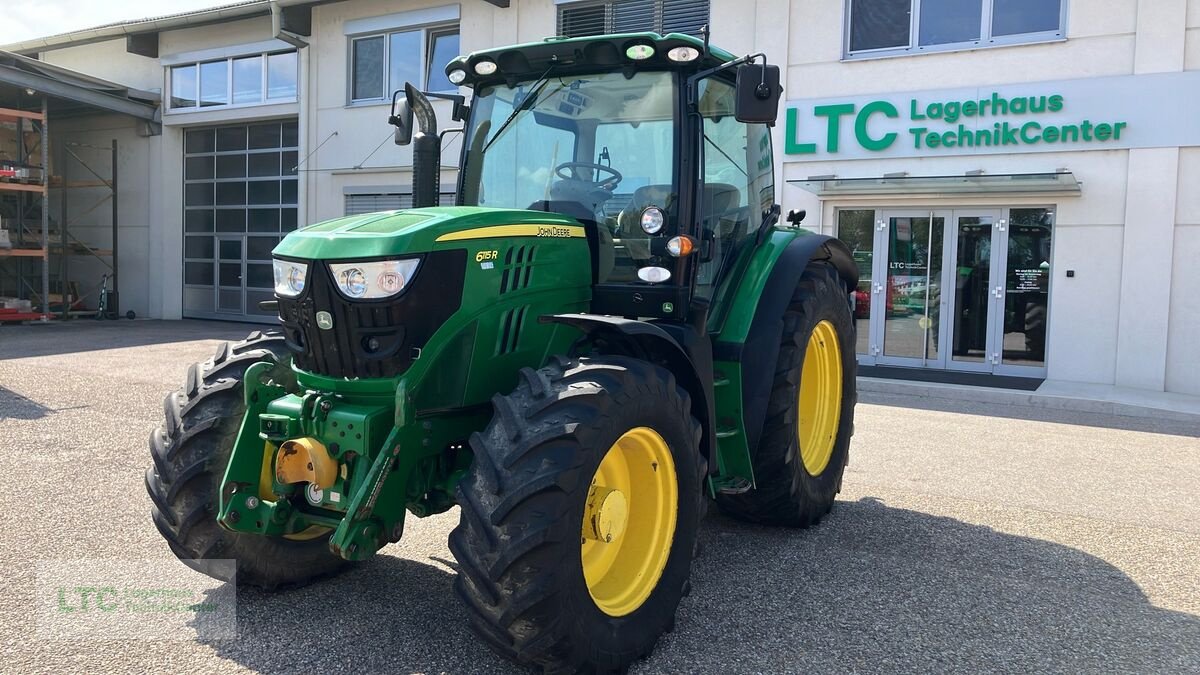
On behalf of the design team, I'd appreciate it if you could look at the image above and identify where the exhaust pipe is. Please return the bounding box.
[391,83,440,207]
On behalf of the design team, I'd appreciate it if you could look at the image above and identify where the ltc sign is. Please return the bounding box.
[783,71,1200,161]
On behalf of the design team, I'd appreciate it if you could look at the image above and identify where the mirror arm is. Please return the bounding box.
[387,88,406,127]
[423,91,471,122]
[754,204,782,246]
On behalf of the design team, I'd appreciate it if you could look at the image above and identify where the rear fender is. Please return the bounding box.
[539,314,715,468]
[713,232,857,455]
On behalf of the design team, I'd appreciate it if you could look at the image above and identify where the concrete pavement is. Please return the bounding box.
[1,320,1197,673]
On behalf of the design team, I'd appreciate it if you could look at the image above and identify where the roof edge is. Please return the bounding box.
[0,0,320,55]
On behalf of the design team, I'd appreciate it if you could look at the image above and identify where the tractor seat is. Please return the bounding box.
[616,185,675,235]
[616,183,742,236]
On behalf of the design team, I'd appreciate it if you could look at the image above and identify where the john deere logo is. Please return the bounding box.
[316,311,334,330]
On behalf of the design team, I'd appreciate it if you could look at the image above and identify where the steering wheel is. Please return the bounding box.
[554,162,623,191]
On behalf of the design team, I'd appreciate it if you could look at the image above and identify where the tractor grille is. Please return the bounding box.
[276,249,466,379]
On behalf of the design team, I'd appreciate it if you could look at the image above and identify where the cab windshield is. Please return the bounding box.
[460,70,677,282]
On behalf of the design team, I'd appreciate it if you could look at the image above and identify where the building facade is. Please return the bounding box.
[6,0,1198,396]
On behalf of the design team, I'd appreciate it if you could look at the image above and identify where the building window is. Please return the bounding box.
[345,191,457,215]
[557,0,710,38]
[349,25,460,102]
[169,50,297,111]
[845,0,1066,58]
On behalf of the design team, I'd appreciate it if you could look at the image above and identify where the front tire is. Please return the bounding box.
[145,331,347,589]
[450,355,705,673]
[717,261,857,526]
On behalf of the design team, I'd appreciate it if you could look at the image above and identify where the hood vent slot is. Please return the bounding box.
[495,304,529,355]
[499,245,537,294]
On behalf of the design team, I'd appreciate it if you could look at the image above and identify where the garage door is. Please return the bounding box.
[182,119,299,322]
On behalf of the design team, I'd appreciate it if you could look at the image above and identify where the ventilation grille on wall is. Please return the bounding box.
[344,192,458,216]
[558,0,710,38]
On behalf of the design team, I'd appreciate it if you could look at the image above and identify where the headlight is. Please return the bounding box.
[273,259,307,297]
[640,206,665,234]
[667,46,700,63]
[625,44,655,60]
[329,259,420,300]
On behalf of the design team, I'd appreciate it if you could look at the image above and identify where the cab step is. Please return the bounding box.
[711,476,753,495]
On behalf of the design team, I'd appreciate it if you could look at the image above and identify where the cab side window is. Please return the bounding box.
[695,78,775,296]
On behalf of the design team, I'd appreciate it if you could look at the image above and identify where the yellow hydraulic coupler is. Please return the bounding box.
[275,437,338,489]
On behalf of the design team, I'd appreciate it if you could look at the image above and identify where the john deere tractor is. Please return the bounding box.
[147,32,858,672]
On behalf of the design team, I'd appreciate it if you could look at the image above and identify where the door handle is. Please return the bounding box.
[874,283,883,293]
[992,286,1003,299]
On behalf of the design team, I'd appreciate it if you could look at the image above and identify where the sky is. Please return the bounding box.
[0,0,231,46]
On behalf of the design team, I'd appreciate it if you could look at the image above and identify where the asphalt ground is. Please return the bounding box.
[1,320,1198,673]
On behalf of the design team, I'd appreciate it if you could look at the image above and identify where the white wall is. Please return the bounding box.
[41,41,162,92]
[304,0,559,223]
[734,0,1197,393]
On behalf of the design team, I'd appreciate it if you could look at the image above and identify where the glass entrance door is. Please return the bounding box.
[841,206,1053,377]
[874,211,950,368]
[994,208,1053,374]
[946,211,1001,372]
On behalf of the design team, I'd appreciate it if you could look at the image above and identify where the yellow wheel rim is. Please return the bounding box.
[581,427,678,617]
[797,320,843,476]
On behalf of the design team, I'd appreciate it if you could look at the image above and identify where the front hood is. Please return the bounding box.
[273,206,584,260]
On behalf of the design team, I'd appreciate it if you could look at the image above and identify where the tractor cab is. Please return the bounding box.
[393,33,782,322]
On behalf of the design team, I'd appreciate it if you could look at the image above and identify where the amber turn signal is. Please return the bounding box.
[666,235,697,257]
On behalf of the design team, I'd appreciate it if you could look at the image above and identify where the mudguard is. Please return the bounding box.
[539,314,716,466]
[713,233,857,455]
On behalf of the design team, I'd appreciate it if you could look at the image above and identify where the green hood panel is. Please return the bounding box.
[273,206,584,260]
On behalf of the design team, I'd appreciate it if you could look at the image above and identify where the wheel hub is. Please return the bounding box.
[581,427,678,617]
[797,319,843,476]
[584,485,629,543]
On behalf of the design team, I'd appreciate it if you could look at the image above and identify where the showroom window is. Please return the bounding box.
[557,0,710,38]
[169,50,297,111]
[844,0,1066,59]
[349,25,460,102]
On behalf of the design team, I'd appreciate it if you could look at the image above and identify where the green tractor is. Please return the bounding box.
[146,32,858,672]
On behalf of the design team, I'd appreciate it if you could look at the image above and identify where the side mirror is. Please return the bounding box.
[389,88,414,146]
[734,63,782,124]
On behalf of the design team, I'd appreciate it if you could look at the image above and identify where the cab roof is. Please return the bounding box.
[445,32,736,87]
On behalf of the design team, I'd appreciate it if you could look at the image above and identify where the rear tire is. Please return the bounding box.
[145,331,348,589]
[450,355,705,673]
[717,261,856,526]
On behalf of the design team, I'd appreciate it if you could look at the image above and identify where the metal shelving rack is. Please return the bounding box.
[0,99,50,321]
[55,139,120,319]
[0,101,120,321]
